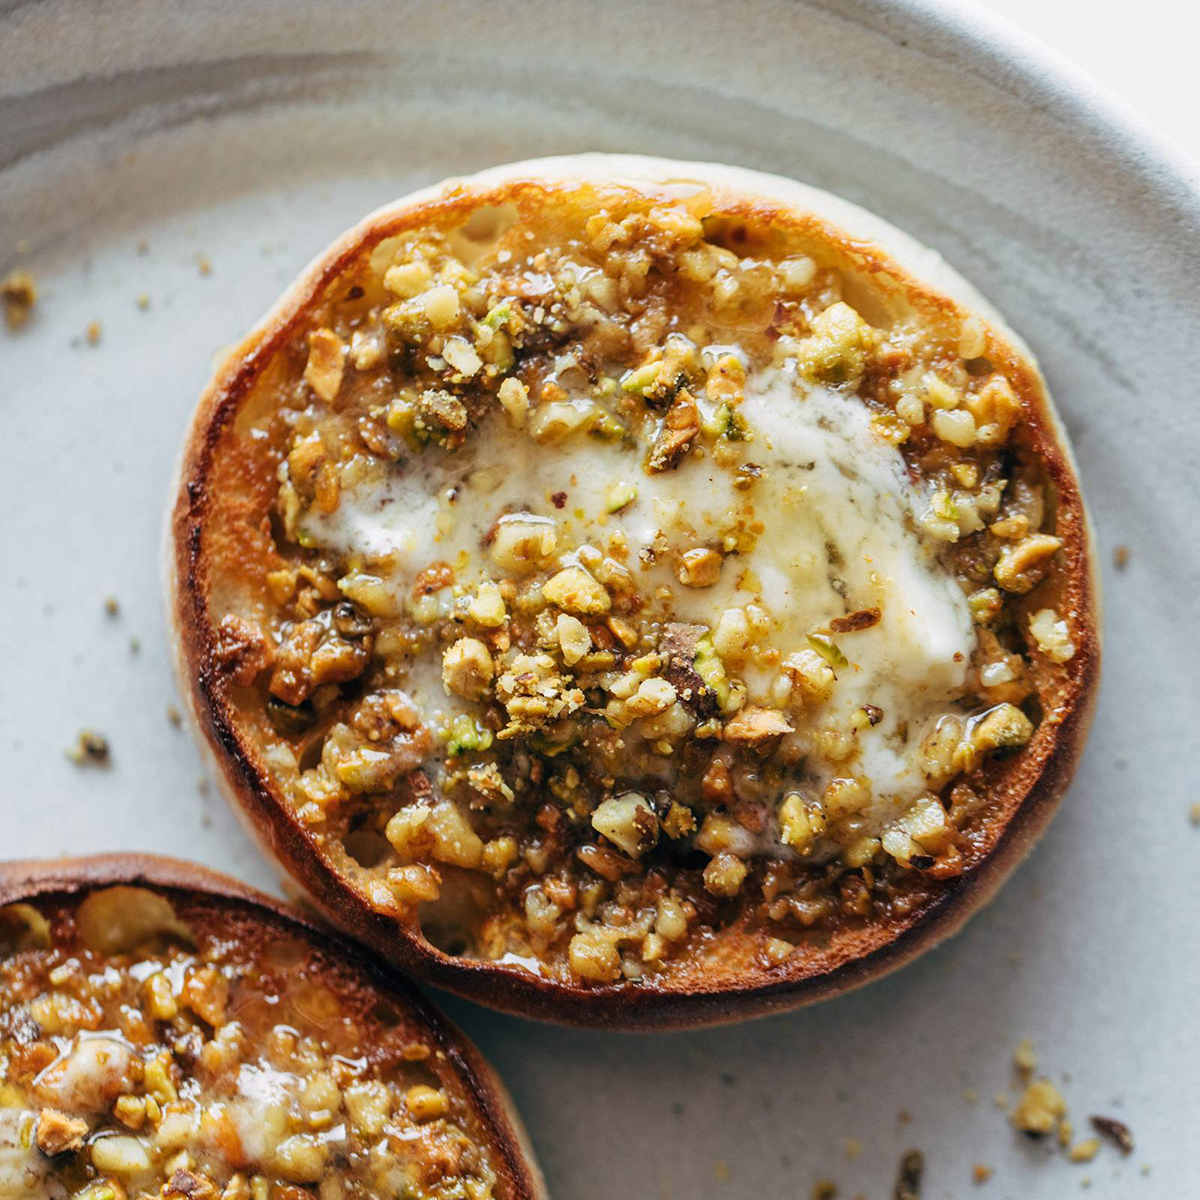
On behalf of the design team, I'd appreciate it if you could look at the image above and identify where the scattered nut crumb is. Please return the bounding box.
[35,1107,87,1154]
[1189,801,1200,826]
[85,319,102,345]
[1013,1038,1037,1076]
[1089,1115,1134,1155]
[1112,544,1130,569]
[714,1160,730,1182]
[136,293,150,310]
[66,729,109,765]
[963,1088,979,1104]
[137,238,150,255]
[2,269,37,330]
[993,1092,1010,1110]
[166,704,182,726]
[196,253,212,276]
[812,1182,837,1200]
[897,1109,911,1125]
[971,1164,993,1184]
[842,1136,862,1160]
[1068,1138,1100,1164]
[129,636,141,654]
[893,1149,923,1200]
[104,595,119,616]
[1012,1079,1067,1136]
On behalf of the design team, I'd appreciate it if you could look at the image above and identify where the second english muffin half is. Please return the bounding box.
[167,154,1100,1028]
[0,855,545,1198]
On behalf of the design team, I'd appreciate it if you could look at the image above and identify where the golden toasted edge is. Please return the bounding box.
[166,156,1102,1029]
[0,853,548,1199]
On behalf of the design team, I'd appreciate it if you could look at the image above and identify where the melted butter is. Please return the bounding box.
[300,364,975,845]
[0,1108,66,1200]
[221,1062,301,1166]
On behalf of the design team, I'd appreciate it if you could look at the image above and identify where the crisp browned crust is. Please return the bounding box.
[166,158,1101,1029]
[0,853,547,1198]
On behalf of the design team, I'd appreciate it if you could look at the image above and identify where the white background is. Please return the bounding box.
[982,0,1199,163]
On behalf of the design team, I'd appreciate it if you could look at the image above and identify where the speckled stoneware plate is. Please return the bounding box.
[3,1,1197,1196]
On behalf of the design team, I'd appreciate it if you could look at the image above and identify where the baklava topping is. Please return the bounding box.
[0,889,508,1198]
[199,177,1081,986]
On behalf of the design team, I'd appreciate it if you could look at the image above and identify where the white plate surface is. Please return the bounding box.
[2,2,1198,1197]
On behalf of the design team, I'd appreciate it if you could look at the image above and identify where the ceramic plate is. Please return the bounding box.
[3,1,1196,1195]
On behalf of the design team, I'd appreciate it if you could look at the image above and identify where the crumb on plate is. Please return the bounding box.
[2,269,37,330]
[66,729,109,766]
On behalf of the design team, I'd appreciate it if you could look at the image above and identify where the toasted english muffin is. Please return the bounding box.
[0,855,545,1199]
[167,155,1100,1027]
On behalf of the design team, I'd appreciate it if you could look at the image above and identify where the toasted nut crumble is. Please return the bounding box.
[188,175,1085,991]
[1,888,507,1199]
[2,270,37,329]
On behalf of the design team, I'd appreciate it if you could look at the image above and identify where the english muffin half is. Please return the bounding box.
[167,155,1100,1027]
[0,855,545,1199]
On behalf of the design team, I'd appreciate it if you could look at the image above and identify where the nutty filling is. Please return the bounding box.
[202,182,1077,986]
[0,891,503,1199]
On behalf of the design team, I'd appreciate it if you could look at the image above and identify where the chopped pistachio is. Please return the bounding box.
[445,713,494,757]
[806,633,849,671]
[604,480,638,512]
[620,360,661,394]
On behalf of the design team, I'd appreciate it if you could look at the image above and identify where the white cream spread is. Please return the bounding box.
[0,1109,66,1200]
[300,361,975,849]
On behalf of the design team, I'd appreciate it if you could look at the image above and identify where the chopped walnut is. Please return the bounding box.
[647,392,701,471]
[1028,607,1076,663]
[591,794,658,858]
[36,1107,88,1155]
[994,534,1062,593]
[417,388,468,436]
[215,614,274,687]
[269,620,366,705]
[703,851,748,897]
[568,931,621,982]
[162,1168,222,1199]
